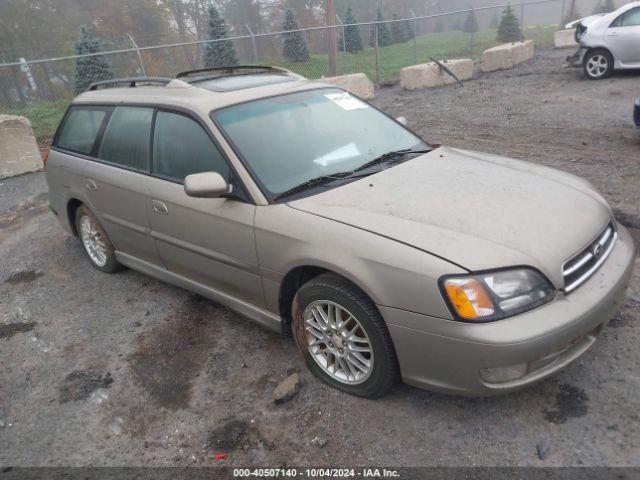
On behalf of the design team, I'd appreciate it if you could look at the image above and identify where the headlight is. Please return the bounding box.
[440,268,555,322]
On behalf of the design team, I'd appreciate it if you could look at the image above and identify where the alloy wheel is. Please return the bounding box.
[304,300,373,385]
[586,54,609,78]
[79,215,108,267]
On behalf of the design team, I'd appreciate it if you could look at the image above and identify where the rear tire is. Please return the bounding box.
[292,273,399,398]
[583,49,613,80]
[75,206,123,273]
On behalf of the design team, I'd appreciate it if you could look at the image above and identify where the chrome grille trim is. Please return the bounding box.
[563,223,616,294]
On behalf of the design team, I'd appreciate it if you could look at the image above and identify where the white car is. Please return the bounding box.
[566,1,640,79]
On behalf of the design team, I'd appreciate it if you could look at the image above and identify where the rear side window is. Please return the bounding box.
[152,111,229,182]
[98,106,154,171]
[612,8,640,27]
[56,107,107,154]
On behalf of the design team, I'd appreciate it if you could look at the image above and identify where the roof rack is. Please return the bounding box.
[177,66,293,81]
[88,77,174,91]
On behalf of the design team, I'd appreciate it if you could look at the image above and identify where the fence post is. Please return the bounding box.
[521,2,526,38]
[336,15,348,75]
[410,9,418,65]
[127,33,146,76]
[374,22,380,86]
[245,24,259,63]
[560,0,567,26]
[327,0,338,76]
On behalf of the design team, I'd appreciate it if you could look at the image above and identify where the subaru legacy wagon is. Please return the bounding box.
[45,67,636,398]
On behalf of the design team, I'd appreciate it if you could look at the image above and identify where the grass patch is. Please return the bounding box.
[5,99,69,146]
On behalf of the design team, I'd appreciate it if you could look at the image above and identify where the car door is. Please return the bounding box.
[83,105,164,267]
[607,7,640,66]
[145,109,263,306]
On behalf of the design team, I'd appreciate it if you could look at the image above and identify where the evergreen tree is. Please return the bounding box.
[282,8,310,62]
[339,6,363,53]
[74,26,113,94]
[489,13,500,29]
[463,10,479,34]
[203,6,238,68]
[370,8,392,47]
[593,0,616,14]
[403,18,415,41]
[391,14,405,44]
[496,4,522,43]
[434,17,444,33]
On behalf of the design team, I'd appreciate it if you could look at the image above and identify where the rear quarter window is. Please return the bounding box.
[55,107,109,154]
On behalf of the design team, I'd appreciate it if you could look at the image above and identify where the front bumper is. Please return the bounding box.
[383,224,636,396]
[565,47,587,68]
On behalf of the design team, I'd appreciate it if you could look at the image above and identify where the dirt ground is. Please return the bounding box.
[1,47,639,468]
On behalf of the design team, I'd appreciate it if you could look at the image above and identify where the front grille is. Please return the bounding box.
[562,222,617,294]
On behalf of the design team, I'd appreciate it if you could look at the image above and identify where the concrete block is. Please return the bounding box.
[481,43,515,72]
[400,59,473,91]
[319,73,375,99]
[512,40,535,65]
[554,29,578,49]
[0,115,43,179]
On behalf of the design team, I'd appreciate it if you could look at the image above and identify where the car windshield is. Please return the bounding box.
[213,88,429,198]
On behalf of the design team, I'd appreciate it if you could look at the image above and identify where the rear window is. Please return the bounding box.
[98,106,153,171]
[55,107,108,154]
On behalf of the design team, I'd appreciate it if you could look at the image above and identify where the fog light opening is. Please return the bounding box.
[479,363,528,384]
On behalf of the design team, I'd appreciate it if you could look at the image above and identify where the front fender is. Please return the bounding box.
[254,204,465,320]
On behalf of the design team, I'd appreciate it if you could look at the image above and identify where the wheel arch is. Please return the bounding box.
[66,198,84,236]
[277,263,380,332]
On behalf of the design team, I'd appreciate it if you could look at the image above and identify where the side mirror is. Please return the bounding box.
[184,171,233,198]
[396,116,408,126]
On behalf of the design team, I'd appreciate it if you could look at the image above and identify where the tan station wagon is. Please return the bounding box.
[45,66,636,398]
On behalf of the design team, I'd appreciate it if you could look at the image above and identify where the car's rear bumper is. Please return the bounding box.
[382,224,636,396]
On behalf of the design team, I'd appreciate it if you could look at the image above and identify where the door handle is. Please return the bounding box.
[85,179,97,191]
[151,200,169,215]
[608,31,618,36]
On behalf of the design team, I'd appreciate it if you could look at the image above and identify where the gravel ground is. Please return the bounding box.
[1,47,639,468]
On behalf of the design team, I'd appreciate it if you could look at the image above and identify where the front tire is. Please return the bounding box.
[75,206,123,273]
[292,273,399,398]
[583,49,613,80]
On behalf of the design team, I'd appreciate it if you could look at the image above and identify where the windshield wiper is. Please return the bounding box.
[352,148,432,173]
[273,171,354,201]
[273,147,431,201]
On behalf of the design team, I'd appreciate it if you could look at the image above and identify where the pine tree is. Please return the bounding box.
[74,26,113,94]
[370,8,392,47]
[496,4,522,43]
[434,17,444,33]
[203,6,238,68]
[489,13,500,29]
[463,10,479,34]
[403,18,415,41]
[593,0,616,14]
[282,9,310,62]
[391,14,405,44]
[339,7,363,53]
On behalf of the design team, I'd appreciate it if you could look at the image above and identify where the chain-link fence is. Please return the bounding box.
[0,0,562,143]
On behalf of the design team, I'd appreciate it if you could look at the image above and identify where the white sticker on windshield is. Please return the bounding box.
[325,92,369,111]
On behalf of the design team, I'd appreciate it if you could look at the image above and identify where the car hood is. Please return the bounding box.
[565,14,607,29]
[288,146,612,288]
